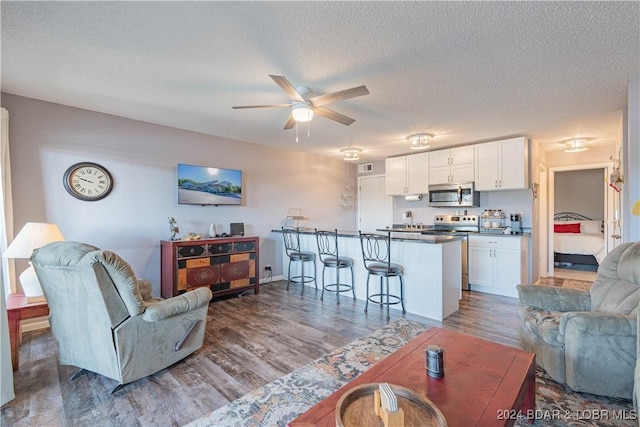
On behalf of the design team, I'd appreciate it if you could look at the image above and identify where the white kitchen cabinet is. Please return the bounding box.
[429,145,475,185]
[475,137,529,191]
[468,234,529,298]
[385,152,430,195]
[386,156,408,195]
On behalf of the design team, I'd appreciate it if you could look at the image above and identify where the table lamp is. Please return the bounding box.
[3,222,64,299]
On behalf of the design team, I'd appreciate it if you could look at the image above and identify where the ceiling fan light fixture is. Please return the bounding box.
[340,147,362,161]
[407,133,433,150]
[564,138,589,152]
[292,103,314,122]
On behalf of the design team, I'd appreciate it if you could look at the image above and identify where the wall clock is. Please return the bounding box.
[63,162,113,201]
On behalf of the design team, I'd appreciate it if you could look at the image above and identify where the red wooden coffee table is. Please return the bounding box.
[289,327,535,427]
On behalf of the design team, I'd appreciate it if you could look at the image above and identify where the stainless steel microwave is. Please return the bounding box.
[428,182,480,207]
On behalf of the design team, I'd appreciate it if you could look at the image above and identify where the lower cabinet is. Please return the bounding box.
[161,237,259,299]
[468,235,529,298]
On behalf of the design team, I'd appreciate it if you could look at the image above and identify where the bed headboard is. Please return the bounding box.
[554,211,593,221]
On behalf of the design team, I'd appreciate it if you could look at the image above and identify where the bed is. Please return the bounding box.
[553,212,605,266]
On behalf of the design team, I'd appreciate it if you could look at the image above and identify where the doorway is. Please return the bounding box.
[547,163,614,282]
[358,174,392,233]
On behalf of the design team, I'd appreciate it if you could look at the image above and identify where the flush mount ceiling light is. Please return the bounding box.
[291,102,314,122]
[564,138,589,152]
[407,133,433,150]
[340,147,362,161]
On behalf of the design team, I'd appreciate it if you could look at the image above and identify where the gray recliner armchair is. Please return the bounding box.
[31,241,212,392]
[517,242,640,399]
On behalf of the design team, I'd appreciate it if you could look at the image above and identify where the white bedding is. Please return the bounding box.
[554,232,606,264]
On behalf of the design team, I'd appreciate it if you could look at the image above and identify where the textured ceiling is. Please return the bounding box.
[2,1,639,161]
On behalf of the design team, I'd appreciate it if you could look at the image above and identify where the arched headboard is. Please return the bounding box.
[554,211,592,221]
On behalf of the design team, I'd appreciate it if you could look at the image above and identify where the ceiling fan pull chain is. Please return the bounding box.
[296,122,299,143]
[307,121,310,138]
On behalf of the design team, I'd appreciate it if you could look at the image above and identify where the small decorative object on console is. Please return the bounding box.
[230,222,245,236]
[182,232,201,240]
[168,216,180,240]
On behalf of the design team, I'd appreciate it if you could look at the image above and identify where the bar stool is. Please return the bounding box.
[359,230,406,320]
[282,227,317,294]
[314,229,355,304]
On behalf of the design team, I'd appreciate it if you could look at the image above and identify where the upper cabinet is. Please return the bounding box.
[385,152,430,196]
[475,137,529,191]
[386,156,408,195]
[429,145,475,185]
[384,137,529,194]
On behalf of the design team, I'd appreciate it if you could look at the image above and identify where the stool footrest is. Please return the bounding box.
[367,293,402,306]
[322,283,354,293]
[289,275,316,285]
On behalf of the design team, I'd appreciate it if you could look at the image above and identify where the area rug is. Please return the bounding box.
[186,318,635,427]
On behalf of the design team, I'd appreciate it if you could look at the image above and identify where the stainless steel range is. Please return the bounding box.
[432,214,480,233]
[422,214,479,291]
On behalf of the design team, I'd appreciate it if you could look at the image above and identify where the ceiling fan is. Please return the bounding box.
[232,75,369,130]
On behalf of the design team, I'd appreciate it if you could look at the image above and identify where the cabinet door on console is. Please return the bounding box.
[181,258,221,291]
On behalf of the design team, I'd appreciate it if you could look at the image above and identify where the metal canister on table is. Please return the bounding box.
[425,345,444,378]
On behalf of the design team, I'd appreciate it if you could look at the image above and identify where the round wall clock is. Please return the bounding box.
[63,162,113,201]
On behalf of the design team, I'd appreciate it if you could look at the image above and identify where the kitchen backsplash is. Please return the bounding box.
[392,189,533,228]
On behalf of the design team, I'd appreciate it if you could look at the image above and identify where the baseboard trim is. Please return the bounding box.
[261,275,284,284]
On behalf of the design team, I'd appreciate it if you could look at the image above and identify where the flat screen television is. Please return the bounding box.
[177,163,242,206]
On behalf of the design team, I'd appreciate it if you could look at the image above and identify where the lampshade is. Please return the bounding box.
[340,147,362,161]
[4,222,64,299]
[4,222,64,259]
[564,138,588,152]
[407,133,433,150]
[291,103,314,122]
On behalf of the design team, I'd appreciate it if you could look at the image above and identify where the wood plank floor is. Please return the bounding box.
[2,280,525,426]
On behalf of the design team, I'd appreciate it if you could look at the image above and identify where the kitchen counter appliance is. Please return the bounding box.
[510,213,523,234]
[428,182,480,208]
[421,214,479,290]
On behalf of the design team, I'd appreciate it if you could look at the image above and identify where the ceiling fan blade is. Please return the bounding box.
[232,104,291,109]
[283,115,297,130]
[309,85,369,107]
[270,75,305,102]
[313,106,356,126]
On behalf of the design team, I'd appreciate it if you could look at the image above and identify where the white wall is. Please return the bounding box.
[1,94,357,294]
[555,169,604,219]
[624,76,640,241]
[544,143,616,168]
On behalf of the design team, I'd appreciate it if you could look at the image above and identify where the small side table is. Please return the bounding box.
[6,292,49,371]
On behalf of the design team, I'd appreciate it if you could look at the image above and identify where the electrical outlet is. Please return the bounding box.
[265,265,272,272]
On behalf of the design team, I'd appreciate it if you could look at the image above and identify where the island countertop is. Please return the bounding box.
[272,228,466,244]
[272,227,462,321]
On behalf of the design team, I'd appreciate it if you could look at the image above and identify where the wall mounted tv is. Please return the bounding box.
[177,163,242,206]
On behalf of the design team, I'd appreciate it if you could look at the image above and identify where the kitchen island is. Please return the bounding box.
[273,229,462,321]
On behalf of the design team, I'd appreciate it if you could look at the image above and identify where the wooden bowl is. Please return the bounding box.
[335,383,447,427]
